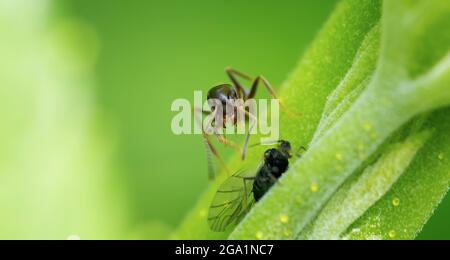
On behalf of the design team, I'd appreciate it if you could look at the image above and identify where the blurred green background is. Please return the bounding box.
[0,0,448,239]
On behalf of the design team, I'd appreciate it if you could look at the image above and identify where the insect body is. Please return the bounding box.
[253,141,291,201]
[208,140,297,232]
[194,68,295,180]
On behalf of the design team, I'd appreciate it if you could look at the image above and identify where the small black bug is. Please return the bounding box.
[207,140,305,232]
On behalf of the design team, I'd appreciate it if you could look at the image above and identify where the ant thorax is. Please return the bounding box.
[206,97,257,130]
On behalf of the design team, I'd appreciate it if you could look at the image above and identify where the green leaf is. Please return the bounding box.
[300,125,432,240]
[173,0,450,240]
[229,0,450,240]
[172,0,382,240]
[343,109,450,240]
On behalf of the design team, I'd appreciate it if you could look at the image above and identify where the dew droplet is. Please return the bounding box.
[310,183,319,193]
[392,198,400,207]
[279,214,289,224]
[256,231,264,240]
[438,153,444,160]
[388,230,396,239]
[335,152,343,161]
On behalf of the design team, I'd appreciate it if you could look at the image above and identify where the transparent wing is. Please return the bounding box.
[208,169,256,232]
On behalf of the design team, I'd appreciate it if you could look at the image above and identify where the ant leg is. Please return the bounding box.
[225,67,253,99]
[227,68,300,116]
[199,107,243,159]
[246,76,302,117]
[225,67,253,81]
[192,106,229,179]
[236,106,258,160]
[215,134,242,154]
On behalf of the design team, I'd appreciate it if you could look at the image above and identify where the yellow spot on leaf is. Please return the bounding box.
[335,152,343,161]
[199,209,207,218]
[392,198,400,207]
[310,183,319,193]
[388,230,396,239]
[279,214,289,224]
[362,122,372,132]
[256,232,264,240]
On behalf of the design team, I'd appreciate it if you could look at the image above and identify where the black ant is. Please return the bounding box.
[193,68,297,180]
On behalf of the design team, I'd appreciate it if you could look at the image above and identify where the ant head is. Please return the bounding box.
[207,84,238,108]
